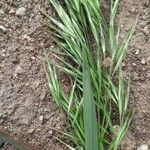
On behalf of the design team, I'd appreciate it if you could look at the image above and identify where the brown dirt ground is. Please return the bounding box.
[0,0,149,149]
[118,0,150,147]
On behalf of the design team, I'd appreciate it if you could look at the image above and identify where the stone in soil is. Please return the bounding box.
[135,49,140,55]
[31,56,36,60]
[13,65,24,77]
[132,63,137,66]
[0,25,7,33]
[141,58,146,65]
[16,7,26,16]
[0,9,5,15]
[137,144,149,150]
[39,115,44,123]
[28,128,35,134]
[9,9,16,14]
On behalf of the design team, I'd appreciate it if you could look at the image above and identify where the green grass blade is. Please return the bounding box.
[82,48,98,150]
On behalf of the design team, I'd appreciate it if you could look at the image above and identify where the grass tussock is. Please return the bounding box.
[44,0,136,149]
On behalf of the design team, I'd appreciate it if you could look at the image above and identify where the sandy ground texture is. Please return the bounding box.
[0,0,150,149]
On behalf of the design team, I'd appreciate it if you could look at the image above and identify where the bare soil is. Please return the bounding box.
[118,0,150,147]
[0,0,65,149]
[0,0,149,149]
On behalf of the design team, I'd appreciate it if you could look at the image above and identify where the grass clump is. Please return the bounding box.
[44,0,135,149]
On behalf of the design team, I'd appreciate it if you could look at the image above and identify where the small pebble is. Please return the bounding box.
[1,53,6,57]
[141,58,146,65]
[15,65,24,74]
[137,144,148,150]
[13,73,18,78]
[39,115,44,122]
[122,62,126,67]
[0,9,5,15]
[133,73,139,81]
[143,26,148,35]
[47,130,53,138]
[16,7,26,16]
[135,49,140,55]
[9,9,16,14]
[25,83,29,86]
[37,128,41,131]
[132,63,137,66]
[0,25,7,33]
[35,103,39,106]
[44,108,48,112]
[40,90,47,100]
[48,130,53,135]
[50,45,54,48]
[31,56,36,60]
[28,128,35,134]
[142,15,147,20]
[13,65,23,77]
[2,49,5,52]
[130,7,136,13]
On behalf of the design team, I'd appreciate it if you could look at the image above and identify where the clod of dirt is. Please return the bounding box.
[137,144,149,150]
[16,7,26,16]
[0,25,7,33]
